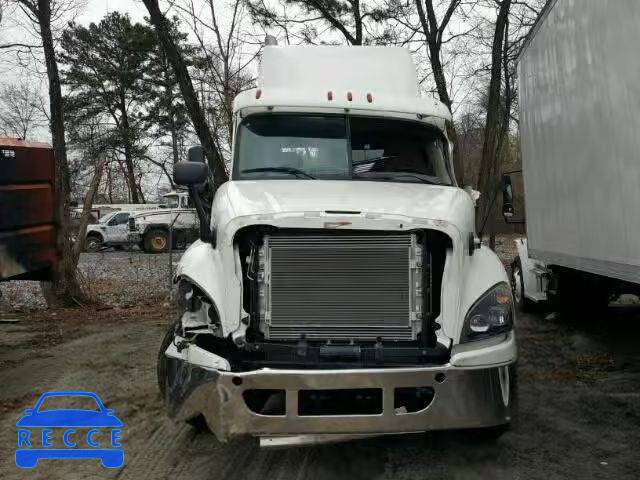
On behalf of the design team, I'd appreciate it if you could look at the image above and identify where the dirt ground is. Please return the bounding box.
[1,256,640,479]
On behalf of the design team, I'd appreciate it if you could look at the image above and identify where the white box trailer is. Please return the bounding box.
[505,0,640,312]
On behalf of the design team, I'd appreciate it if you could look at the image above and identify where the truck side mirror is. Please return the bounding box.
[173,160,215,247]
[188,145,206,163]
[502,174,514,219]
[173,161,208,186]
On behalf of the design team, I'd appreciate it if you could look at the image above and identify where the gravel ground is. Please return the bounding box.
[0,251,182,312]
[1,303,639,479]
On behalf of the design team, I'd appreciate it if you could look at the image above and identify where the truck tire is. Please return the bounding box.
[157,320,208,432]
[510,257,533,312]
[144,229,169,254]
[85,233,103,252]
[470,365,518,441]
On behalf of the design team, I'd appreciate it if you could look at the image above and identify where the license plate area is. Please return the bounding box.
[298,388,383,416]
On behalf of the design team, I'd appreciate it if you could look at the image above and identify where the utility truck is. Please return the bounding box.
[86,192,196,252]
[502,0,640,314]
[159,46,517,447]
[127,191,198,253]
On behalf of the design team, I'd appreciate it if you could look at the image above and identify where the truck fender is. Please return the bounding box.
[174,241,230,333]
[143,224,170,234]
[451,245,511,343]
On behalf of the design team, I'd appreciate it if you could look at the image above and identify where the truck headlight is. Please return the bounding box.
[461,282,513,343]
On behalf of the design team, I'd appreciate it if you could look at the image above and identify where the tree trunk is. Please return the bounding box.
[476,0,512,234]
[72,156,106,263]
[142,0,228,190]
[119,102,140,203]
[164,62,181,166]
[37,0,85,307]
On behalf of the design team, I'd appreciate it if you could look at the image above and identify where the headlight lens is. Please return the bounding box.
[461,282,513,343]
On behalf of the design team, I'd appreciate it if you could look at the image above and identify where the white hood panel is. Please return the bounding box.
[220,180,475,232]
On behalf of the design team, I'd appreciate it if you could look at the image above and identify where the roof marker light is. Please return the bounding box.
[328,91,333,101]
[255,89,262,99]
[367,93,373,103]
[347,91,353,102]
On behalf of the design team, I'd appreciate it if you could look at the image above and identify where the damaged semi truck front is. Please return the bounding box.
[158,46,517,446]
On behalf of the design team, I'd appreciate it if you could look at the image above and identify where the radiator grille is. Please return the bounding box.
[258,234,423,340]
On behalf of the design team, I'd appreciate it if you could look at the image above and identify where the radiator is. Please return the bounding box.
[257,233,423,341]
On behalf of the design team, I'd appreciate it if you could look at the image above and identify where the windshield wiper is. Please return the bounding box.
[241,167,316,179]
[352,155,399,166]
[353,171,444,185]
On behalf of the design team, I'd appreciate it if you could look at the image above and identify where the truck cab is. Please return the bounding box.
[159,46,517,446]
[160,192,192,209]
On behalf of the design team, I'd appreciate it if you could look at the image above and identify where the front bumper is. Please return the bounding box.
[164,355,515,442]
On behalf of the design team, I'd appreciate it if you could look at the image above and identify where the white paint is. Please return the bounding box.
[165,337,231,371]
[238,46,452,122]
[450,332,517,367]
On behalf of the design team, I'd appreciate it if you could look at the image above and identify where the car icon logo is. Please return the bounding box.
[15,391,124,468]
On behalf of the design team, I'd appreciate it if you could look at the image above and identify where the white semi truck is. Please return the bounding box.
[503,0,640,314]
[159,46,517,446]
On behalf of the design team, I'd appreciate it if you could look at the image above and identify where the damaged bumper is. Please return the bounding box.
[163,343,515,442]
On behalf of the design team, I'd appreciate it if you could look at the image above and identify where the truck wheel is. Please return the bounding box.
[471,365,518,441]
[511,257,533,312]
[144,229,169,254]
[85,234,103,252]
[157,320,208,432]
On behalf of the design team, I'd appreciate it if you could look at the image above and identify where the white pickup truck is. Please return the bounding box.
[159,46,516,447]
[85,211,133,251]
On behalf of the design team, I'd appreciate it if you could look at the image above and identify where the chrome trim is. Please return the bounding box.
[165,358,515,442]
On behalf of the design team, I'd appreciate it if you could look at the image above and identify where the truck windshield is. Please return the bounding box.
[99,212,117,224]
[163,195,180,208]
[233,114,452,185]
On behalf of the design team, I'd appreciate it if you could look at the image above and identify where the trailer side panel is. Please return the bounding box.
[518,0,640,283]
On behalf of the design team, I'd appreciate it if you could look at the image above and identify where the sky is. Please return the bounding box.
[75,0,147,24]
[0,0,151,142]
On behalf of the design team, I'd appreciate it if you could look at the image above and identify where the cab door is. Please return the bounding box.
[104,212,130,244]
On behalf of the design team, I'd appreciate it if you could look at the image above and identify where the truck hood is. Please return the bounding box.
[220,180,475,231]
[86,224,104,233]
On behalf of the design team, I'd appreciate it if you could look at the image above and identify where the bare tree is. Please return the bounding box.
[143,0,228,190]
[413,0,466,183]
[0,81,46,138]
[246,0,400,45]
[171,0,256,160]
[476,0,511,235]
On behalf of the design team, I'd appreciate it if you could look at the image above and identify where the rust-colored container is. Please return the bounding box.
[0,138,58,281]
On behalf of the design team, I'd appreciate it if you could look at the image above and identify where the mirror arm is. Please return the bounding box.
[189,186,215,247]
